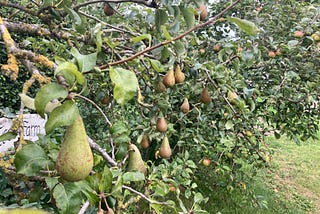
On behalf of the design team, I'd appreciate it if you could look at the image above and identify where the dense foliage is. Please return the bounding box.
[0,0,319,213]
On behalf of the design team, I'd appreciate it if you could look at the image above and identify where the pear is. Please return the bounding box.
[156,117,168,132]
[56,116,93,182]
[200,87,212,104]
[140,134,150,149]
[127,144,147,175]
[162,68,175,87]
[195,4,208,21]
[159,136,172,159]
[155,81,166,93]
[174,64,185,84]
[104,3,115,16]
[180,98,190,113]
[227,91,239,104]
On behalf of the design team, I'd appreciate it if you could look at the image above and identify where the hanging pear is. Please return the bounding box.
[180,98,190,113]
[156,117,168,132]
[56,116,93,182]
[127,144,147,175]
[155,81,166,93]
[174,64,185,84]
[162,68,175,87]
[227,91,239,105]
[159,135,172,159]
[140,133,150,149]
[200,87,212,104]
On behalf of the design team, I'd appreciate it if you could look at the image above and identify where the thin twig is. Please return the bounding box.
[75,93,112,127]
[88,137,117,167]
[73,0,158,11]
[122,185,170,205]
[99,0,241,69]
[203,69,237,114]
[78,200,90,214]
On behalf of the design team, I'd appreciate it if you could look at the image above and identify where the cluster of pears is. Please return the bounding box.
[161,64,185,88]
[156,117,172,158]
[56,116,94,182]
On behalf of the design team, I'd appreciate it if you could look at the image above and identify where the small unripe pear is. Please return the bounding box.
[56,116,93,182]
[128,144,147,175]
[140,134,150,149]
[155,81,166,93]
[174,64,185,84]
[163,69,175,87]
[180,98,190,113]
[200,87,211,104]
[159,136,172,159]
[156,117,168,132]
[227,91,239,104]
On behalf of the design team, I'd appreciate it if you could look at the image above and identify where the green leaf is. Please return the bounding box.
[71,48,97,73]
[161,25,171,40]
[52,182,85,214]
[14,143,52,176]
[99,166,113,193]
[111,175,123,198]
[180,6,195,29]
[131,34,152,45]
[123,171,145,183]
[45,100,79,134]
[226,17,259,36]
[0,132,17,142]
[66,9,82,25]
[109,67,139,105]
[52,184,68,213]
[45,177,59,191]
[155,9,168,32]
[173,41,186,57]
[35,83,68,118]
[55,62,85,85]
[149,59,163,72]
[225,120,234,130]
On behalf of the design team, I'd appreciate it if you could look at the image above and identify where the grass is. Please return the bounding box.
[196,136,320,214]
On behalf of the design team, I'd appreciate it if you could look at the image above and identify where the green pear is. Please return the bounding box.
[56,116,93,182]
[174,64,185,84]
[127,144,147,175]
[159,135,172,159]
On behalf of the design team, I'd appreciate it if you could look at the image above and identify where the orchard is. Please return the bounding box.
[0,0,319,213]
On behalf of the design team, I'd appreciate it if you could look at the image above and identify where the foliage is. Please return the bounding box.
[0,0,319,213]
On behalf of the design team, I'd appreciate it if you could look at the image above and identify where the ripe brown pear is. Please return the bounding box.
[195,4,208,21]
[200,87,212,104]
[140,134,150,149]
[104,3,115,16]
[56,116,93,182]
[162,68,175,87]
[180,98,190,113]
[127,144,147,175]
[159,136,172,159]
[156,117,168,132]
[174,64,185,84]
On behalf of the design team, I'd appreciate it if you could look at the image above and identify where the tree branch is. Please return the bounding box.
[99,0,241,69]
[88,137,117,167]
[73,0,158,11]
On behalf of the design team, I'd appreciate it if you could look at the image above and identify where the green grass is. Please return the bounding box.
[196,136,320,214]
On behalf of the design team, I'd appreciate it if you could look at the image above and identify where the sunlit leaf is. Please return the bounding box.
[35,83,68,118]
[71,48,97,73]
[226,17,259,36]
[45,100,79,134]
[109,67,139,105]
